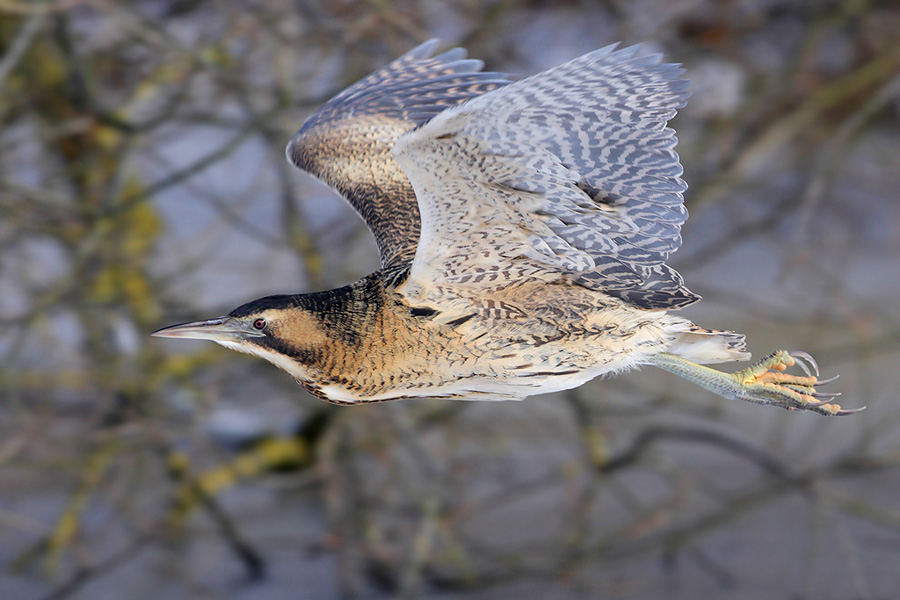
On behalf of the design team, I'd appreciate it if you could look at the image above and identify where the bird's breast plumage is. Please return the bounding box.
[297,275,686,405]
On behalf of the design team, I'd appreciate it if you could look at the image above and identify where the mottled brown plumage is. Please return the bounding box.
[286,40,510,269]
[154,41,860,416]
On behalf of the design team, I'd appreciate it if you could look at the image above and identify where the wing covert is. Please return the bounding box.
[394,43,699,310]
[286,40,511,269]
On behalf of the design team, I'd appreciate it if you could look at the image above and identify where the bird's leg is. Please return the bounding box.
[647,350,862,416]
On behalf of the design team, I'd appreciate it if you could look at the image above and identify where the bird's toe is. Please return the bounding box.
[733,350,851,415]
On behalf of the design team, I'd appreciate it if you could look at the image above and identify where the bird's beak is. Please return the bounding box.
[151,316,264,342]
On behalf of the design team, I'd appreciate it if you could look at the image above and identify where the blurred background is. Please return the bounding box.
[1,1,899,599]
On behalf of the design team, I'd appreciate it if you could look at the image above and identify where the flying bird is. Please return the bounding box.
[154,40,858,416]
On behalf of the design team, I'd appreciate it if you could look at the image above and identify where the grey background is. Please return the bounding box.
[1,1,899,599]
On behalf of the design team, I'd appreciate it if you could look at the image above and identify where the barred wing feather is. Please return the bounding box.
[394,44,699,310]
[286,40,510,269]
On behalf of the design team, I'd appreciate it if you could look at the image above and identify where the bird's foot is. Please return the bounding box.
[648,350,864,416]
[728,350,858,416]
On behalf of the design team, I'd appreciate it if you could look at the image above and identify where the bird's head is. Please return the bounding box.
[152,295,329,383]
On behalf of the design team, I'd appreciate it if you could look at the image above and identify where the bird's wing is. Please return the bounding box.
[394,43,699,310]
[286,40,511,269]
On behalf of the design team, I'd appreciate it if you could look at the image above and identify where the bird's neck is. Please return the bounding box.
[296,274,388,347]
[286,273,413,402]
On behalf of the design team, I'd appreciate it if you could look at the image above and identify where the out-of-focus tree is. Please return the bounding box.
[1,2,899,599]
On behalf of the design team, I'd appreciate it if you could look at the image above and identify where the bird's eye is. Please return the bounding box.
[252,318,267,331]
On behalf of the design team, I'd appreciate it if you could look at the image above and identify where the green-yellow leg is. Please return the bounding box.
[648,350,863,416]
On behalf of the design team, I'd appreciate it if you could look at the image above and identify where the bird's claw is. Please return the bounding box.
[814,374,840,386]
[787,350,819,377]
[733,350,862,416]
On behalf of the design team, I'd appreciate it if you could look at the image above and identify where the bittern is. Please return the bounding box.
[154,41,859,416]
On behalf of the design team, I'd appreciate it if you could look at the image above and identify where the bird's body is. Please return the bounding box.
[225,273,726,405]
[154,41,857,416]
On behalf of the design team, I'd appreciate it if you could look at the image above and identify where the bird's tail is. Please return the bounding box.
[666,323,751,365]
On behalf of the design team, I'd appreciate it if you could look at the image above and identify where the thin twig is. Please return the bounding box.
[0,2,46,90]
